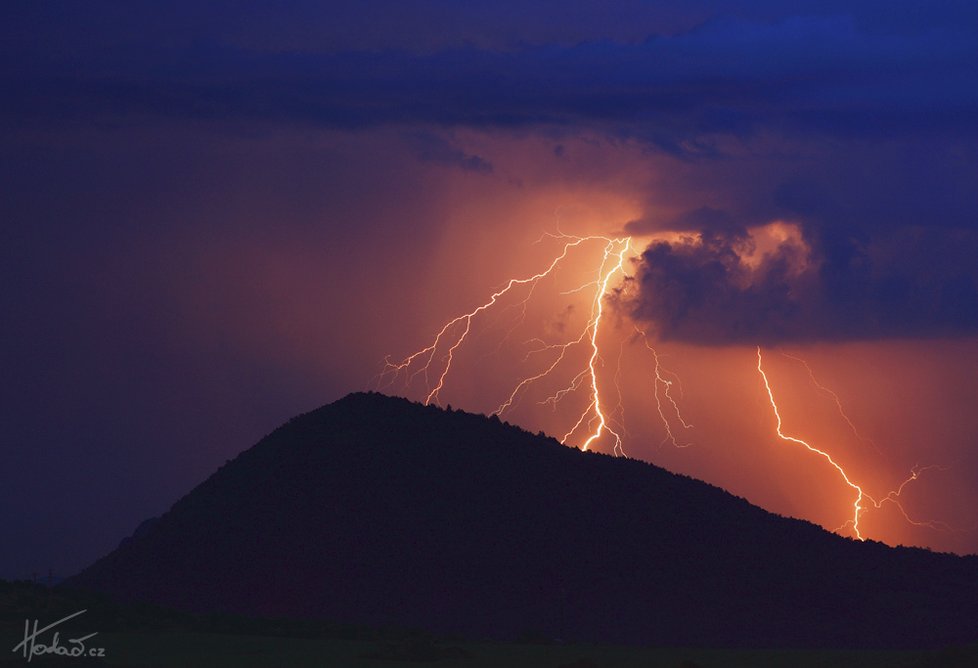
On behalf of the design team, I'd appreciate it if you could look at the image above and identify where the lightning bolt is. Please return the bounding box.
[611,340,631,441]
[757,347,955,540]
[378,235,591,404]
[378,231,961,547]
[577,238,630,454]
[780,351,881,455]
[859,465,956,533]
[493,330,590,417]
[635,326,693,448]
[380,232,632,453]
[756,346,869,538]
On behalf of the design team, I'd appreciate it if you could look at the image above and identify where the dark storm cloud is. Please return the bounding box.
[625,207,743,237]
[628,221,978,344]
[625,123,978,344]
[4,3,973,348]
[3,10,976,145]
[2,3,976,348]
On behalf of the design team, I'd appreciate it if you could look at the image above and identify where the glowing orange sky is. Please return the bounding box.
[376,231,978,554]
[159,130,978,556]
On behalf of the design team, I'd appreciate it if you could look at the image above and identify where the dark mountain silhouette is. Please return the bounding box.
[68,392,978,649]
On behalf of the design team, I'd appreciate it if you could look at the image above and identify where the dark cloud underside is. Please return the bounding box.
[628,226,978,344]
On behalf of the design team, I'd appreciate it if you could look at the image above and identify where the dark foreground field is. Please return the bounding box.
[2,627,977,667]
[69,394,978,650]
[2,580,975,668]
[13,393,974,666]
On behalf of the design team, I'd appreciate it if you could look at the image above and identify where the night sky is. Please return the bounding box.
[3,1,978,579]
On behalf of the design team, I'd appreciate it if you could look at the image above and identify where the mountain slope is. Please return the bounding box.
[68,392,978,648]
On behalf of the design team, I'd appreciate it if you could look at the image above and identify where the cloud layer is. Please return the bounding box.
[4,12,976,146]
[4,2,976,344]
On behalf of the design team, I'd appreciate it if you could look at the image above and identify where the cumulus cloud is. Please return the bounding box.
[628,221,978,344]
[625,207,742,237]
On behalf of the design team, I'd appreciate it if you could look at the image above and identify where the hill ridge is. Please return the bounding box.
[69,391,978,648]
